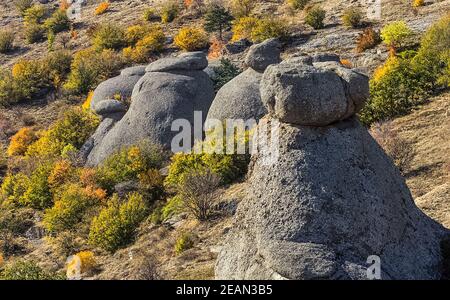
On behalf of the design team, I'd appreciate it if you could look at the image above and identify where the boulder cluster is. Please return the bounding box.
[81,40,448,279]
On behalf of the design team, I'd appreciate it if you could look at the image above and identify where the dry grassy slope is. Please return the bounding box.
[392,92,450,228]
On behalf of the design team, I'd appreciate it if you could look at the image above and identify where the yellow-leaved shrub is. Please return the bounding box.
[7,127,37,156]
[174,27,209,51]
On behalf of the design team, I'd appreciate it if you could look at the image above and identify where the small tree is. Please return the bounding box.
[178,168,221,221]
[204,4,233,40]
[380,21,413,50]
[305,6,326,30]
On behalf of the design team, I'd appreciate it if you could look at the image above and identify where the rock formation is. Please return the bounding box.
[206,39,281,123]
[84,52,214,166]
[215,55,448,280]
[90,65,146,111]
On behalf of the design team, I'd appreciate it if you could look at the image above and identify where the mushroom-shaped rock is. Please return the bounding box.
[206,39,281,123]
[260,61,369,126]
[244,38,282,72]
[120,65,147,76]
[145,51,208,72]
[85,52,215,166]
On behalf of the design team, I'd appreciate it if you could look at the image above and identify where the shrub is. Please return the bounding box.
[143,8,157,22]
[174,27,209,51]
[413,13,450,88]
[286,0,310,10]
[92,23,127,51]
[14,0,33,16]
[95,1,110,15]
[0,173,29,206]
[204,3,233,40]
[0,260,65,280]
[160,1,179,23]
[26,108,99,158]
[42,50,73,89]
[174,232,195,255]
[212,58,241,91]
[165,133,250,187]
[231,17,259,42]
[123,26,166,63]
[7,127,37,157]
[160,195,183,221]
[356,27,381,53]
[251,18,288,43]
[229,0,255,18]
[64,48,125,94]
[305,6,326,29]
[23,5,47,24]
[97,142,164,192]
[125,25,150,46]
[11,59,48,100]
[0,30,14,54]
[412,0,425,7]
[369,122,415,174]
[359,55,428,125]
[24,22,45,44]
[43,184,99,233]
[20,163,53,209]
[44,9,71,34]
[342,7,363,28]
[89,193,148,252]
[380,21,413,49]
[177,168,220,221]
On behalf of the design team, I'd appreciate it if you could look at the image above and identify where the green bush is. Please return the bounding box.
[64,48,125,94]
[165,131,250,187]
[26,108,99,158]
[204,3,233,40]
[287,0,310,10]
[143,8,158,22]
[0,29,14,53]
[24,22,45,44]
[97,142,164,192]
[21,163,53,209]
[160,1,179,23]
[44,9,71,34]
[305,6,326,29]
[212,58,241,91]
[0,260,65,280]
[92,23,127,51]
[23,4,47,24]
[161,195,183,221]
[43,184,99,233]
[89,193,148,252]
[380,21,413,49]
[342,8,363,28]
[251,18,288,43]
[174,232,195,255]
[0,173,29,206]
[42,50,73,88]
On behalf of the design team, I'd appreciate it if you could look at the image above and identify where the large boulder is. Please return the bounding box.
[85,52,214,166]
[90,74,143,111]
[215,56,448,280]
[207,39,281,123]
[260,60,369,126]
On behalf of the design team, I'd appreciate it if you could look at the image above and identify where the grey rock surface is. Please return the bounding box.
[145,51,208,72]
[120,65,147,76]
[207,68,267,122]
[93,99,127,116]
[216,118,447,280]
[260,61,369,126]
[86,52,215,166]
[91,74,142,111]
[244,38,281,72]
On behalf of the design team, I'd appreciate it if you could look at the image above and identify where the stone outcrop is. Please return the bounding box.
[85,52,214,166]
[206,39,281,123]
[215,54,448,280]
